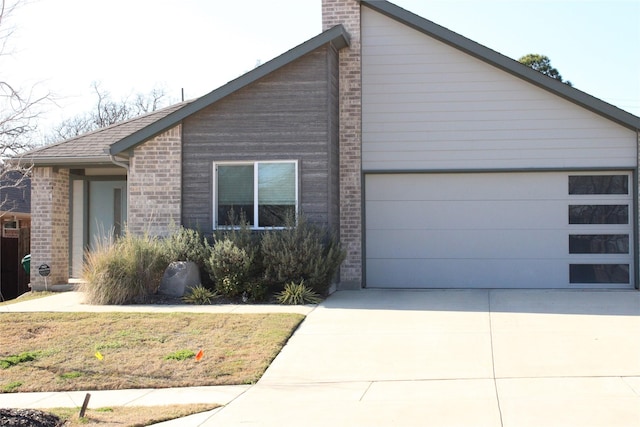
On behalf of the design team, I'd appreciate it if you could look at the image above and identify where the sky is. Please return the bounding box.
[3,0,639,134]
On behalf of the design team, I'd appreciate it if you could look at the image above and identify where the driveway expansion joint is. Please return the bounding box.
[487,290,504,427]
[358,382,374,401]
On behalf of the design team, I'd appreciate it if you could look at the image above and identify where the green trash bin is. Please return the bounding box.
[21,254,30,274]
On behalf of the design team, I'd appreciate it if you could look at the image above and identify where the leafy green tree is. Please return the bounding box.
[518,54,572,86]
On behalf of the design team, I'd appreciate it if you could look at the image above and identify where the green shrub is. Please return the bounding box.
[276,281,322,305]
[243,281,270,303]
[182,285,219,305]
[162,225,208,266]
[212,213,263,283]
[261,215,346,295]
[83,231,167,305]
[205,239,251,298]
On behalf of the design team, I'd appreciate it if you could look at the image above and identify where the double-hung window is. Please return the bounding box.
[214,160,298,228]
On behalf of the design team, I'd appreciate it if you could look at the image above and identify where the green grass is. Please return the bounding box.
[0,351,42,369]
[59,372,83,380]
[163,349,196,361]
[2,381,22,392]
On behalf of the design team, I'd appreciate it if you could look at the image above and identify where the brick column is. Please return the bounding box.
[30,167,69,289]
[128,125,182,237]
[323,0,362,288]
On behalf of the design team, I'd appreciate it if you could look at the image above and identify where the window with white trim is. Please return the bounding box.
[214,161,298,228]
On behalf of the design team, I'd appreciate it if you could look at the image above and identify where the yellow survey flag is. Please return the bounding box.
[95,351,104,360]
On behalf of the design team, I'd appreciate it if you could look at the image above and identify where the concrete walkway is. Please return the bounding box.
[3,290,640,426]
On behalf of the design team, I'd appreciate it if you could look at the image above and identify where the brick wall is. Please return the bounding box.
[30,167,69,289]
[128,125,182,236]
[323,0,363,288]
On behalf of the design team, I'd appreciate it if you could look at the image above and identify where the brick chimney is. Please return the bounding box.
[322,0,362,289]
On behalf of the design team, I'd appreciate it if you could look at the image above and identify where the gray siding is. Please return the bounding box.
[182,46,340,232]
[361,8,637,171]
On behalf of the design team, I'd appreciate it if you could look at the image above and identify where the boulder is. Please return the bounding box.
[158,261,201,297]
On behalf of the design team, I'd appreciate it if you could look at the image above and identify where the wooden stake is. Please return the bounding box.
[79,393,91,418]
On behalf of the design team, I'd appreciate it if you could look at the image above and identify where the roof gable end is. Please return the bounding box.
[361,0,640,130]
[110,24,350,155]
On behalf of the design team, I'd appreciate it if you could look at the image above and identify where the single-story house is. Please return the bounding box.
[24,0,640,291]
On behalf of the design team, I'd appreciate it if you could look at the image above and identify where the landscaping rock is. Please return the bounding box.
[0,408,63,427]
[158,261,201,297]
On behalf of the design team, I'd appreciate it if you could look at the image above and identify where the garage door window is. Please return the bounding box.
[569,235,629,254]
[569,264,629,284]
[568,205,628,224]
[569,175,628,195]
[568,174,631,285]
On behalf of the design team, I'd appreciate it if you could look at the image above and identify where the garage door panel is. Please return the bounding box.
[366,200,566,229]
[365,172,633,289]
[367,259,568,288]
[366,229,568,258]
[366,173,569,200]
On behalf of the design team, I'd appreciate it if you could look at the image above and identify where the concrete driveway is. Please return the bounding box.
[204,289,640,427]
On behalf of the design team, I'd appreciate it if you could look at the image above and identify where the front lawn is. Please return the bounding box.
[0,312,304,393]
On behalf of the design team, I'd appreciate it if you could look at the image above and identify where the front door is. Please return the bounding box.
[71,179,127,278]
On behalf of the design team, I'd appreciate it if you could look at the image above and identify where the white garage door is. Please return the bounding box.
[365,172,634,289]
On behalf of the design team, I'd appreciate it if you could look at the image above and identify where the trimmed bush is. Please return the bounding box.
[83,231,167,304]
[162,225,208,267]
[205,239,251,298]
[261,215,345,295]
[212,214,263,283]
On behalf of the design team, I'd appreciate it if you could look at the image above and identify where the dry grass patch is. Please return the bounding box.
[48,404,219,426]
[0,312,303,392]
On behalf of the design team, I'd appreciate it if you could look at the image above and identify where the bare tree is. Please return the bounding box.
[0,0,50,219]
[48,82,169,143]
[0,0,49,161]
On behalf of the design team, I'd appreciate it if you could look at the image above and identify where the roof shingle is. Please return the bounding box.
[25,101,191,165]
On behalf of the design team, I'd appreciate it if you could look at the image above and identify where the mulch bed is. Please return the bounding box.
[0,408,63,427]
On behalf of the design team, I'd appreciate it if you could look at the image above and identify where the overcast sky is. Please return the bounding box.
[3,0,639,133]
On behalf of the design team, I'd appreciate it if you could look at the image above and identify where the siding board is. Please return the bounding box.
[361,8,637,171]
[182,46,340,231]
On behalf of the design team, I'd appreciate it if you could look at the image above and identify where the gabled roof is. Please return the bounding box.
[361,0,640,131]
[25,102,191,166]
[109,24,350,155]
[24,2,638,166]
